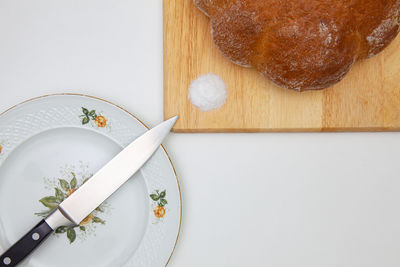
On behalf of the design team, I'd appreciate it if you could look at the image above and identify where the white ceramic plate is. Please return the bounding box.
[0,94,181,267]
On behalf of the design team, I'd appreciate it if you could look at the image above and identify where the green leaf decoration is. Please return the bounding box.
[34,210,53,217]
[67,228,76,243]
[39,196,58,209]
[159,190,166,198]
[70,173,77,189]
[160,198,168,206]
[95,206,104,212]
[79,226,86,231]
[59,179,70,191]
[89,110,97,119]
[82,116,89,125]
[82,107,89,115]
[93,217,105,224]
[55,226,68,233]
[150,194,159,201]
[55,188,64,202]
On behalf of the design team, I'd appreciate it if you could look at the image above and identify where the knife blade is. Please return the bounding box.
[0,116,178,267]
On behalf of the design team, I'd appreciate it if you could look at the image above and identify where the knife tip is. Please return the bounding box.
[161,116,178,132]
[169,115,179,124]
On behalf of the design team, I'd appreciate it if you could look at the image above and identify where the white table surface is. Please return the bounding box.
[1,1,400,266]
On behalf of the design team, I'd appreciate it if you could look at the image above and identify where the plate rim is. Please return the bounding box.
[0,93,182,267]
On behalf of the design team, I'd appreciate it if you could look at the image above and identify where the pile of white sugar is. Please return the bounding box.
[188,73,227,111]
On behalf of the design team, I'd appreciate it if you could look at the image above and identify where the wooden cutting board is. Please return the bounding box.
[163,0,400,132]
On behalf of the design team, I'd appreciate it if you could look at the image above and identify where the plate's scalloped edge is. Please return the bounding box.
[0,93,182,267]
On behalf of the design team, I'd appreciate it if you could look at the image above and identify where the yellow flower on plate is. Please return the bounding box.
[154,206,166,218]
[80,213,95,226]
[94,115,107,127]
[67,188,76,197]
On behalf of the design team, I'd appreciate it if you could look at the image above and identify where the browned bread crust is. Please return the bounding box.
[195,0,400,91]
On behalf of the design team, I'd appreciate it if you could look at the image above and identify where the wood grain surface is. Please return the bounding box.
[164,0,400,132]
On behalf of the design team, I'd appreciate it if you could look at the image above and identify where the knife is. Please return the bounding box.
[0,116,178,267]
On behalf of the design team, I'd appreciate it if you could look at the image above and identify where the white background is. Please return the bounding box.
[1,1,400,266]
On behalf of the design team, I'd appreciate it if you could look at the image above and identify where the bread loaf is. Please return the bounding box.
[195,0,400,91]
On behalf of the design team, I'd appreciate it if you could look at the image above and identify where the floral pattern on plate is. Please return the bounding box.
[35,162,110,243]
[150,190,168,222]
[80,107,110,129]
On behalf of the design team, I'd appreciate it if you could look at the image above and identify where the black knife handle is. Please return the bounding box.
[0,220,53,266]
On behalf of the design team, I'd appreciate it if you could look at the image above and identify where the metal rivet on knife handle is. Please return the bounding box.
[2,257,11,265]
[32,233,40,241]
